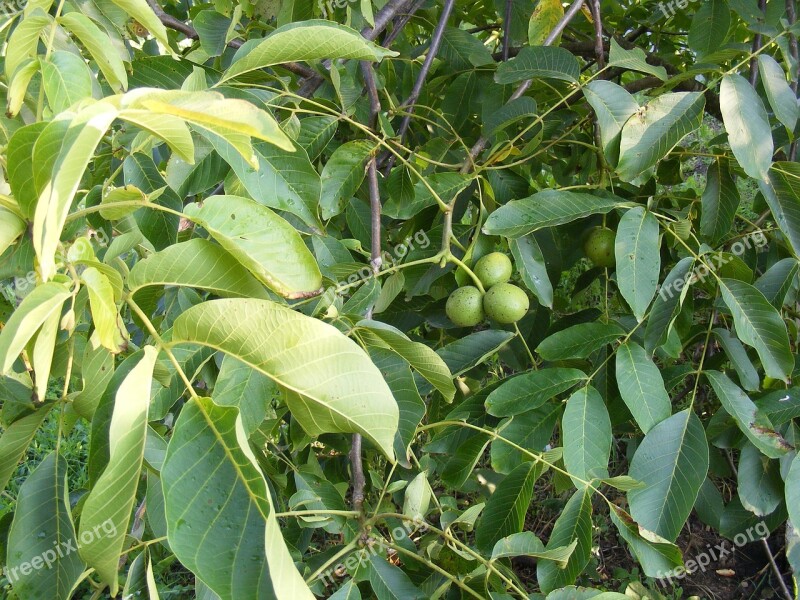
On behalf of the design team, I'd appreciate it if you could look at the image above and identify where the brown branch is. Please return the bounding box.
[382,0,427,47]
[462,0,586,171]
[589,0,604,69]
[502,0,513,61]
[382,0,456,174]
[144,0,315,78]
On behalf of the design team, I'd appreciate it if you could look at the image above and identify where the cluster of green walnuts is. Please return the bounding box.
[445,252,529,327]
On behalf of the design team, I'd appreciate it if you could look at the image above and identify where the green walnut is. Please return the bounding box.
[483,283,529,324]
[474,252,513,288]
[584,227,616,268]
[446,286,485,327]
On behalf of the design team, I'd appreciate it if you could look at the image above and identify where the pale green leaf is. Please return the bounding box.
[81,267,127,352]
[106,0,170,48]
[0,282,71,373]
[78,346,157,594]
[688,0,730,57]
[41,51,94,113]
[617,92,705,181]
[58,12,128,92]
[171,299,398,458]
[0,405,53,494]
[583,81,638,165]
[608,38,667,80]
[223,20,396,81]
[738,442,783,516]
[758,55,799,132]
[491,532,576,568]
[183,195,322,297]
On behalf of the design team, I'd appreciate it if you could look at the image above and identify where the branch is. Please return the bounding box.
[748,0,767,86]
[382,0,427,46]
[502,0,513,61]
[462,0,586,171]
[589,0,604,68]
[382,0,456,173]
[144,0,315,78]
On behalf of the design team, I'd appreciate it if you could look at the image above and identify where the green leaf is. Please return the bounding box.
[537,487,593,593]
[82,267,127,352]
[476,461,545,553]
[615,341,671,433]
[183,195,323,298]
[491,532,576,567]
[608,505,683,578]
[330,580,362,600]
[491,404,561,473]
[528,0,564,45]
[0,207,26,257]
[129,89,294,163]
[617,92,705,181]
[712,328,760,392]
[700,158,740,245]
[0,405,53,503]
[194,10,231,56]
[107,0,171,48]
[483,190,623,238]
[7,58,40,118]
[208,135,322,231]
[754,257,798,308]
[172,299,398,458]
[129,238,270,302]
[402,471,431,522]
[78,346,157,594]
[563,386,611,484]
[628,409,709,542]
[439,26,494,70]
[41,51,94,113]
[737,442,783,516]
[495,46,580,84]
[758,55,799,133]
[7,122,47,219]
[5,453,84,600]
[58,12,128,92]
[320,140,372,220]
[583,81,639,165]
[688,0,730,57]
[536,322,625,361]
[615,206,660,321]
[223,20,396,81]
[509,234,553,307]
[383,172,470,220]
[118,110,195,164]
[787,454,800,531]
[718,278,794,382]
[4,10,51,80]
[706,370,791,458]
[356,320,455,402]
[122,549,159,600]
[720,74,773,179]
[483,97,538,137]
[761,162,800,257]
[73,341,114,420]
[0,282,71,373]
[644,257,694,353]
[608,38,667,80]
[485,367,587,417]
[367,554,423,600]
[162,395,314,600]
[33,101,119,280]
[297,116,338,161]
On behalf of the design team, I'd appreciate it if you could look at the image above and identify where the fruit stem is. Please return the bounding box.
[446,253,485,293]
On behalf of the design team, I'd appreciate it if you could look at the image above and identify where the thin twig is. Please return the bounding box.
[461,0,586,171]
[382,0,456,174]
[382,0,427,46]
[589,0,604,68]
